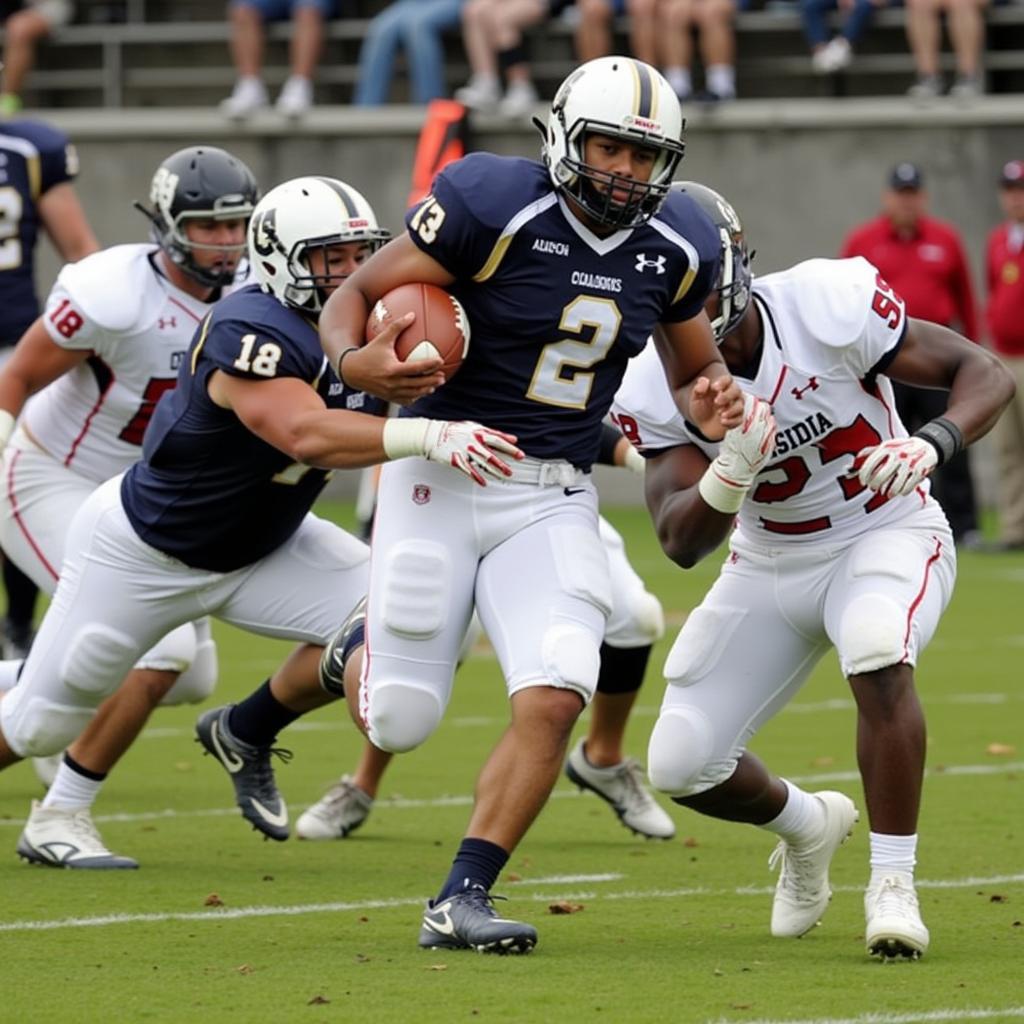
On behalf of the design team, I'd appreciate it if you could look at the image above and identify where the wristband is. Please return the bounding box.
[622,443,645,474]
[336,346,360,387]
[381,417,429,460]
[0,409,15,454]
[697,462,748,514]
[913,417,964,467]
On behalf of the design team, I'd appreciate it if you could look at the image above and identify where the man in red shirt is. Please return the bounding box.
[985,159,1024,550]
[840,162,981,545]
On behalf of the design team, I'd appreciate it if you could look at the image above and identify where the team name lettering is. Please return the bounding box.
[533,239,569,256]
[570,270,622,293]
[773,412,835,455]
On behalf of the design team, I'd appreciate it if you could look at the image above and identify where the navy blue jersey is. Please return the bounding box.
[0,119,78,345]
[403,153,720,468]
[122,285,384,572]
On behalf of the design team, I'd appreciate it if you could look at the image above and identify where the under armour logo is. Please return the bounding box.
[791,377,819,400]
[158,316,177,330]
[635,253,666,275]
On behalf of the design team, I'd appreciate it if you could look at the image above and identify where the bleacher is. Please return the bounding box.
[6,0,1024,110]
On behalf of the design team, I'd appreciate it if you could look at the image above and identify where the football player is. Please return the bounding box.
[0,176,518,863]
[296,424,676,844]
[0,144,257,867]
[612,183,1014,960]
[316,56,744,954]
[0,117,98,663]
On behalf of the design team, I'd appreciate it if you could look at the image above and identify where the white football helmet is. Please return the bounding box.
[248,176,390,313]
[540,56,686,230]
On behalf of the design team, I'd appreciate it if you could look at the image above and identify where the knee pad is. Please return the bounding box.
[1,692,93,759]
[366,682,445,753]
[61,624,142,699]
[161,634,218,706]
[136,622,197,677]
[540,621,602,699]
[380,540,450,639]
[838,593,908,676]
[647,704,719,797]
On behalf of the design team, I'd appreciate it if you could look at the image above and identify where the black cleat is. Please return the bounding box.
[418,886,537,955]
[195,705,292,841]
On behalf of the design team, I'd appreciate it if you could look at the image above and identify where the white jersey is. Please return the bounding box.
[23,244,215,484]
[613,256,938,546]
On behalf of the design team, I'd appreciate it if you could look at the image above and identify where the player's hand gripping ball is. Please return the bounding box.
[366,283,470,379]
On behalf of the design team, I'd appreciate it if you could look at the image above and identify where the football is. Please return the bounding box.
[365,282,470,379]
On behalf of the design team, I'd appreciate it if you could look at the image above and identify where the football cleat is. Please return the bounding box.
[318,597,366,696]
[865,873,930,960]
[295,775,373,840]
[418,886,537,954]
[195,705,292,841]
[17,800,139,870]
[769,790,859,937]
[565,738,676,839]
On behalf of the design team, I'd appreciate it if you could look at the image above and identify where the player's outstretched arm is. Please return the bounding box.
[207,372,522,484]
[319,235,449,405]
[654,316,744,440]
[853,319,1015,498]
[646,394,776,568]
[0,317,91,455]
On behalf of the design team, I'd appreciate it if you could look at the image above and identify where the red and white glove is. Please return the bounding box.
[853,437,938,498]
[383,418,523,486]
[698,393,776,514]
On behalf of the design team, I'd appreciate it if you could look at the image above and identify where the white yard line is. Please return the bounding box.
[1,873,1021,933]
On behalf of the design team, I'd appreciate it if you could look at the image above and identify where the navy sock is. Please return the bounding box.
[437,837,510,901]
[227,679,300,747]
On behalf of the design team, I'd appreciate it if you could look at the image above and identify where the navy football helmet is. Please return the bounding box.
[136,146,258,287]
[672,181,751,342]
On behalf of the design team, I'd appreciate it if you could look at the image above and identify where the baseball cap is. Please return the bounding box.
[889,162,924,191]
[1000,160,1024,187]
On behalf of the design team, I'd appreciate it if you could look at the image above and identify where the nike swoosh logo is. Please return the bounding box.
[564,487,586,496]
[210,719,245,773]
[424,907,456,936]
[249,797,288,829]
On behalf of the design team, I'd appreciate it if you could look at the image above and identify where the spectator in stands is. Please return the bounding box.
[353,0,464,106]
[800,0,886,75]
[904,0,988,99]
[984,159,1024,551]
[220,0,337,119]
[840,162,982,547]
[0,0,74,116]
[575,0,739,103]
[453,0,556,118]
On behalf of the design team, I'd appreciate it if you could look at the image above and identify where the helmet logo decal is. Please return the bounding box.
[635,253,666,275]
[251,207,278,258]
[151,167,179,214]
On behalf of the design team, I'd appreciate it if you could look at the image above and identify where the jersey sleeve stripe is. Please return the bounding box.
[472,193,559,283]
[190,314,213,375]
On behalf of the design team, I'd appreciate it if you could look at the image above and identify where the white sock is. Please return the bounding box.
[869,831,917,880]
[762,780,825,844]
[0,658,23,693]
[707,64,736,99]
[664,66,691,99]
[42,758,103,811]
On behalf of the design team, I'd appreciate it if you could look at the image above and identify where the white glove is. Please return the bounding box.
[382,417,523,486]
[698,394,776,514]
[854,437,938,498]
[622,442,645,474]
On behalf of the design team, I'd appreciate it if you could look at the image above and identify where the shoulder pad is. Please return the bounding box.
[435,154,551,232]
[55,244,163,334]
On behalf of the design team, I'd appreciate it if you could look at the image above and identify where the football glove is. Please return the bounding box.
[698,394,776,514]
[853,437,938,498]
[383,418,523,486]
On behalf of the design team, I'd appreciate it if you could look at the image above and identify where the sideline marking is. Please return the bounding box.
[2,873,1021,934]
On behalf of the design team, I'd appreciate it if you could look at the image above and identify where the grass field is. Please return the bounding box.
[2,500,1022,1024]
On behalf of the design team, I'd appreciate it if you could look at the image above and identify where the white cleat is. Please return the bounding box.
[769,790,858,937]
[454,76,501,112]
[497,81,538,119]
[565,738,676,839]
[220,77,268,119]
[865,873,930,960]
[295,775,374,840]
[17,800,139,869]
[275,75,313,119]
